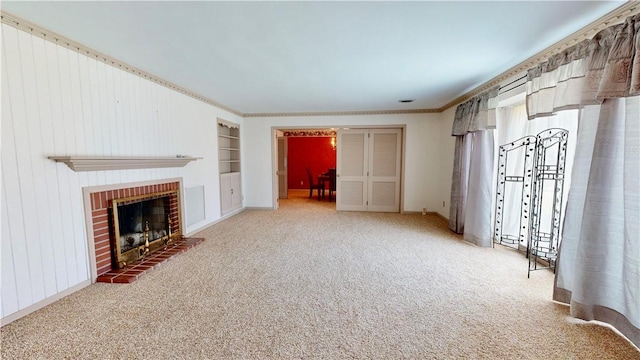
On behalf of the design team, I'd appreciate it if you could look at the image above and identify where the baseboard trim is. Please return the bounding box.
[1,279,92,326]
[185,208,247,237]
[244,207,275,211]
[427,211,449,222]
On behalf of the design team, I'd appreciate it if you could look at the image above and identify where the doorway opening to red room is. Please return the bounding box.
[276,129,337,207]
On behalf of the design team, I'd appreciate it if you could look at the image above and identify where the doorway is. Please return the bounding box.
[275,129,338,205]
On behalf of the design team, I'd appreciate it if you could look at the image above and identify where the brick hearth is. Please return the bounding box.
[96,237,204,283]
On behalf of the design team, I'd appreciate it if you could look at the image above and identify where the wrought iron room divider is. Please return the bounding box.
[494,128,569,277]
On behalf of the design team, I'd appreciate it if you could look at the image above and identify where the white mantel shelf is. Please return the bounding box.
[48,156,201,172]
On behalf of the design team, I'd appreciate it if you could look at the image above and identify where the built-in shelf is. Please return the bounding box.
[218,120,242,215]
[218,122,240,174]
[48,156,201,172]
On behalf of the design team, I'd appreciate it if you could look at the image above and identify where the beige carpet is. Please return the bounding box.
[2,190,638,359]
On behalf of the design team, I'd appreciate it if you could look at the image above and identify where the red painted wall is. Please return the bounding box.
[287,137,336,189]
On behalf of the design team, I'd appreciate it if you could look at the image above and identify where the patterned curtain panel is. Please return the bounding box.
[526,13,640,120]
[526,12,640,348]
[448,86,498,236]
[451,86,499,135]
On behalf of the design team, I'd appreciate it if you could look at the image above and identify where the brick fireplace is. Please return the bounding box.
[84,179,203,283]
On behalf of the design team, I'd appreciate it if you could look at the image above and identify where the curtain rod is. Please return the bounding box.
[499,75,527,90]
[498,75,527,95]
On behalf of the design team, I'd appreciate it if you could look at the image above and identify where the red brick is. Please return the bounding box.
[96,250,111,262]
[94,233,110,243]
[95,238,110,249]
[96,264,112,277]
[112,274,137,283]
[96,192,104,209]
[92,207,108,217]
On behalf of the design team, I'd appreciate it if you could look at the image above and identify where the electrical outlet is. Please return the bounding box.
[422,207,426,216]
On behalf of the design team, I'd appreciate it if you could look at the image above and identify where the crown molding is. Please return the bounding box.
[437,1,640,113]
[243,108,439,118]
[0,10,243,117]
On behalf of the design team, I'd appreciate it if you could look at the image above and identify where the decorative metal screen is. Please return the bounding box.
[494,128,569,277]
[528,128,569,277]
[494,136,536,249]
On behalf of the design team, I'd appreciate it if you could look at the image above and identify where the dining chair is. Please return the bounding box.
[328,168,336,202]
[306,167,323,201]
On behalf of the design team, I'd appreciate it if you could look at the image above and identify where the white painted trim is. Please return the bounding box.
[82,188,98,282]
[0,280,91,326]
[49,156,201,172]
[245,108,439,118]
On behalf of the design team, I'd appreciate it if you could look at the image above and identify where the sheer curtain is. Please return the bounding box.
[527,13,639,347]
[449,86,499,246]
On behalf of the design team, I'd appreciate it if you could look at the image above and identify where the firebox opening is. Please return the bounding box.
[111,189,180,268]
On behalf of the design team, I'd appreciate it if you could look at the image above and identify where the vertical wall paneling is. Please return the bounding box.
[29,34,58,298]
[96,59,110,162]
[81,53,96,155]
[68,47,86,155]
[12,27,48,303]
[1,26,35,308]
[55,42,80,286]
[67,46,91,281]
[131,73,143,157]
[1,23,240,323]
[1,47,20,317]
[86,55,104,186]
[20,29,54,302]
[1,181,19,318]
[78,51,97,186]
[40,38,68,291]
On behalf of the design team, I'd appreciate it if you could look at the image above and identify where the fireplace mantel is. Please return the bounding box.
[49,156,201,172]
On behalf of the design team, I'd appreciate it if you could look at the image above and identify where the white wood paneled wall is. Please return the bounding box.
[1,23,240,322]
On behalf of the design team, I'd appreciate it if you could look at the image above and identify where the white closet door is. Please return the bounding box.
[337,128,402,212]
[368,129,401,212]
[277,137,288,199]
[336,129,368,211]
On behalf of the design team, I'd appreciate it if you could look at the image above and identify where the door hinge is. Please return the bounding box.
[366,200,368,205]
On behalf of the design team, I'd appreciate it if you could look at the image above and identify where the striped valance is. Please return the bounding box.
[527,13,640,120]
[451,86,499,136]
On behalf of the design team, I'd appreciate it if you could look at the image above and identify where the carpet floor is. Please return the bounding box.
[1,190,638,359]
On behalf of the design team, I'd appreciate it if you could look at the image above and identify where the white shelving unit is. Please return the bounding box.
[218,121,241,215]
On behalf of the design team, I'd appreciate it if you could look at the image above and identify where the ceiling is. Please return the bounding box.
[0,1,627,115]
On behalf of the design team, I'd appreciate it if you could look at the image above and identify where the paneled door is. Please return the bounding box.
[336,128,401,212]
[337,129,369,211]
[277,137,288,199]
